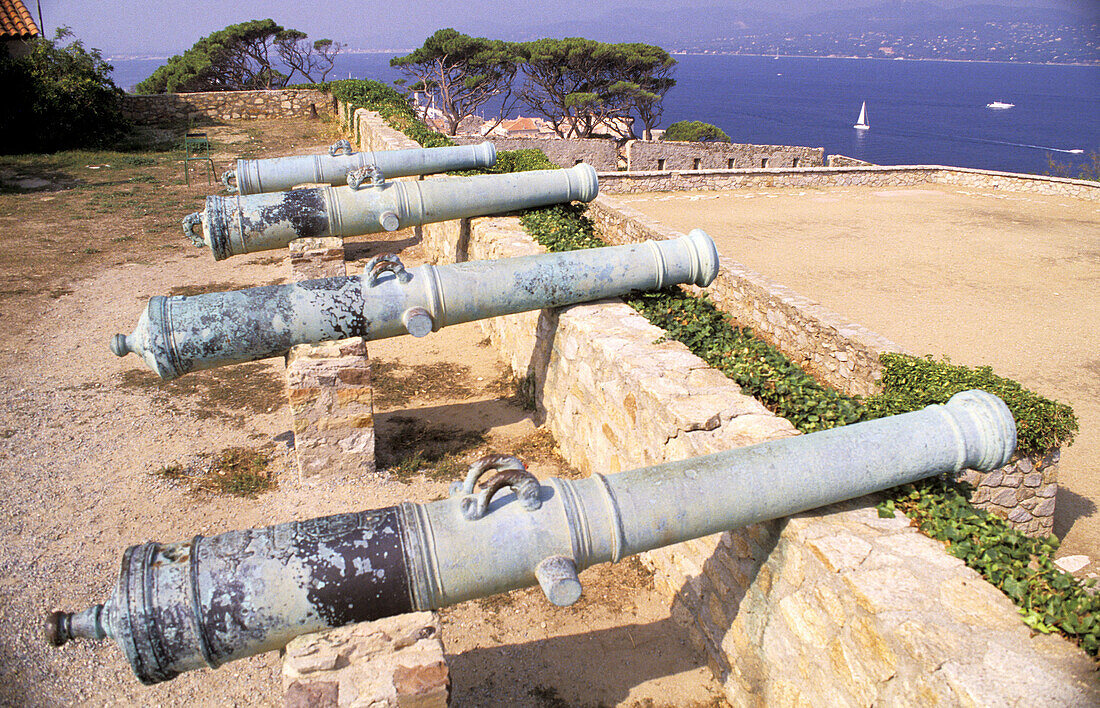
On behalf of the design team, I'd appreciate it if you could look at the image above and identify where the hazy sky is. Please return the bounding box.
[31,0,1099,56]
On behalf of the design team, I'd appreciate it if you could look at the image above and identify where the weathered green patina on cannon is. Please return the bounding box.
[46,391,1016,685]
[111,229,721,380]
[221,140,497,195]
[185,163,598,260]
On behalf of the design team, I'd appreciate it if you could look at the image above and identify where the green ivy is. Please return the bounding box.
[326,79,558,175]
[520,204,605,251]
[884,478,1099,657]
[477,148,558,174]
[326,78,455,148]
[865,353,1077,455]
[519,202,1094,657]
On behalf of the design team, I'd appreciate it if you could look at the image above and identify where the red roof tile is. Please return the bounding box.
[502,117,539,132]
[0,0,39,39]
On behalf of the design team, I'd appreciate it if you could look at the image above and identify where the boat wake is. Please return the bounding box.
[974,137,1086,154]
[875,124,1086,155]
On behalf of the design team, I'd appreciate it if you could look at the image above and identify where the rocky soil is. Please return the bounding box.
[0,118,726,706]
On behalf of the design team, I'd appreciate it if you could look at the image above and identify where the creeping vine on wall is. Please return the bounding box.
[519,202,1095,657]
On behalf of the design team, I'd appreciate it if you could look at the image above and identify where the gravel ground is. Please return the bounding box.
[0,118,726,707]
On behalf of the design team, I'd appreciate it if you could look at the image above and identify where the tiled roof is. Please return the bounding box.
[502,117,539,132]
[0,0,39,39]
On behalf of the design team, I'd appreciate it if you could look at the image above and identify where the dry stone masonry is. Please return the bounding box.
[587,192,1065,538]
[283,237,376,481]
[283,612,448,707]
[453,134,619,170]
[122,88,331,124]
[597,163,1100,200]
[587,195,899,398]
[627,139,824,171]
[957,449,1060,537]
[417,214,1098,705]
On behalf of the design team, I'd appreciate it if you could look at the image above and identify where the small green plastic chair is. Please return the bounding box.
[183,132,216,185]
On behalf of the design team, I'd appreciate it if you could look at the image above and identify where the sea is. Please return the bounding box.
[108,53,1100,176]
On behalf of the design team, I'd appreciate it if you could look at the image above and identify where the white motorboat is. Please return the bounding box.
[986,101,1015,109]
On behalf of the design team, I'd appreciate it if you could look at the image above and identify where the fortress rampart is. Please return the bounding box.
[347,108,1098,705]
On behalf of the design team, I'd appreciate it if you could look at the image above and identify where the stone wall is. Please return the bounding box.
[417,214,1098,705]
[588,194,1061,536]
[588,196,898,398]
[337,104,421,152]
[452,135,620,170]
[828,154,875,167]
[597,164,1100,201]
[122,89,332,125]
[959,449,1060,537]
[627,140,824,171]
[332,107,1072,536]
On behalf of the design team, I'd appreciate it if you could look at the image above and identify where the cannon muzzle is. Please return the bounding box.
[111,229,720,380]
[222,140,497,195]
[185,163,598,260]
[47,391,1016,685]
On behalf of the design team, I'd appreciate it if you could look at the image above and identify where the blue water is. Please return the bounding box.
[110,53,1100,175]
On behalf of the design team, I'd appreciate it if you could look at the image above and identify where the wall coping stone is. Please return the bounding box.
[423,215,1097,705]
[596,164,1099,200]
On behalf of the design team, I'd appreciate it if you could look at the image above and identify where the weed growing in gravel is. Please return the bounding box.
[117,363,285,419]
[376,415,487,482]
[370,359,476,408]
[198,447,276,497]
[151,446,276,498]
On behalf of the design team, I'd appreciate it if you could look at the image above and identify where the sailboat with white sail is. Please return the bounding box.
[853,101,869,130]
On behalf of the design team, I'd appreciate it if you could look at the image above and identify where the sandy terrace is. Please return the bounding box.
[616,184,1100,568]
[0,119,725,706]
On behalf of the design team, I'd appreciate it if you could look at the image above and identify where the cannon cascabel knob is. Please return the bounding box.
[114,229,718,380]
[48,391,1014,684]
[191,162,598,261]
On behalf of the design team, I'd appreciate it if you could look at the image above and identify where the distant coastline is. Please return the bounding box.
[110,50,1099,69]
[668,51,1100,68]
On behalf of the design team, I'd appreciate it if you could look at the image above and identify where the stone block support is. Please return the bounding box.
[284,237,376,481]
[283,612,448,708]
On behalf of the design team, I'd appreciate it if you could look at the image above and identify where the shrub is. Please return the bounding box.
[662,120,731,143]
[327,78,454,148]
[0,28,128,154]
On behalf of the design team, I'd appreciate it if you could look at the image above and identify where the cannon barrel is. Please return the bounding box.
[223,141,497,195]
[111,229,720,380]
[46,390,1016,685]
[186,163,598,260]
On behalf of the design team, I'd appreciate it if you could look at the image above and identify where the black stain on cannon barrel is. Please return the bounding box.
[254,188,330,238]
[299,506,413,626]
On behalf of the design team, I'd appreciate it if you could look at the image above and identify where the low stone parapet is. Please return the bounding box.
[336,105,420,152]
[958,449,1060,537]
[587,195,1062,537]
[453,134,620,170]
[417,214,1096,705]
[596,164,1100,200]
[587,196,902,398]
[627,139,824,171]
[828,153,875,167]
[122,88,331,125]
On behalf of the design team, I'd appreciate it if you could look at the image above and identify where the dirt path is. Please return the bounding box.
[0,119,725,706]
[620,186,1100,573]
